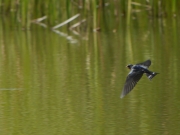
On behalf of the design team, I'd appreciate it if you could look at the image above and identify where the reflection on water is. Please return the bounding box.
[0,18,180,135]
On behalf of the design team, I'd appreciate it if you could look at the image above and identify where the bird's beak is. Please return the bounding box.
[126,65,130,69]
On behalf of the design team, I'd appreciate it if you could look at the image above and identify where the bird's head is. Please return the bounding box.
[126,64,133,69]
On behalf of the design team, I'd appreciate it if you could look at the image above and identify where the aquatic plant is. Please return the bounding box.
[0,0,179,29]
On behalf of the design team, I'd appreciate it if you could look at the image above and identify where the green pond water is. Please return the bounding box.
[0,17,180,135]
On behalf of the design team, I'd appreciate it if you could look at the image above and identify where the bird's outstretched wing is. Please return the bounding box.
[136,60,151,68]
[120,70,143,98]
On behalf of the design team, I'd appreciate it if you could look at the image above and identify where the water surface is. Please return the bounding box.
[0,18,180,135]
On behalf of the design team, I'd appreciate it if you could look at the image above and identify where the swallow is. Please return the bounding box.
[120,59,159,98]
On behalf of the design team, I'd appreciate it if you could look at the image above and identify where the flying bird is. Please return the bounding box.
[120,60,159,98]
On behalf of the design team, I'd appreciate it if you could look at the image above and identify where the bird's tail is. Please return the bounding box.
[146,72,159,80]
